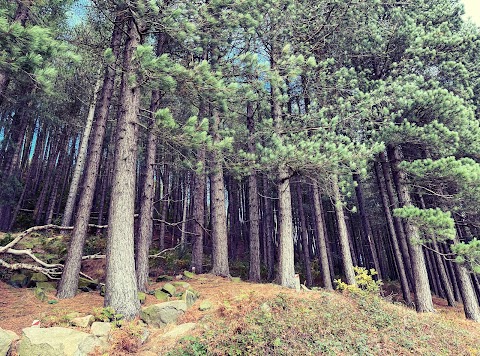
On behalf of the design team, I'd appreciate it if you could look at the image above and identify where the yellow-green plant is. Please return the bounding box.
[335,267,382,296]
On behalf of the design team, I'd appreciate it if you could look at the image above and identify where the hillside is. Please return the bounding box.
[1,275,479,355]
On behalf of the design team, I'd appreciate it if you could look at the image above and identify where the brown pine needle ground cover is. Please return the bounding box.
[1,275,480,355]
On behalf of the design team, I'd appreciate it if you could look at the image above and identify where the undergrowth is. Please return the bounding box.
[167,289,478,356]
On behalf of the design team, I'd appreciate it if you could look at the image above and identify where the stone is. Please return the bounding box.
[171,281,190,289]
[90,322,111,338]
[18,327,103,356]
[31,273,48,282]
[65,312,82,321]
[10,273,29,288]
[156,275,173,282]
[34,287,47,302]
[35,282,56,291]
[138,291,146,304]
[182,289,198,308]
[161,283,176,296]
[0,328,19,356]
[161,323,196,339]
[183,271,195,279]
[260,303,271,315]
[199,300,213,311]
[70,315,94,328]
[140,301,187,328]
[154,289,169,302]
[78,278,98,292]
[99,285,105,297]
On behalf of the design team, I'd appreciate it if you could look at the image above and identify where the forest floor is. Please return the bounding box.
[1,274,480,355]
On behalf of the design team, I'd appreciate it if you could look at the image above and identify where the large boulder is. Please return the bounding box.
[161,283,176,296]
[70,315,94,328]
[140,301,187,328]
[90,322,111,338]
[17,327,103,356]
[0,328,18,356]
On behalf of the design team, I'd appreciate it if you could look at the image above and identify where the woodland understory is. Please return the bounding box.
[1,0,480,323]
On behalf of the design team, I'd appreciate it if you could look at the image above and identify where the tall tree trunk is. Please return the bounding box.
[332,174,356,285]
[136,32,166,290]
[209,109,230,276]
[262,176,275,280]
[136,93,159,292]
[374,162,412,305]
[62,79,101,228]
[192,147,205,273]
[353,173,382,279]
[387,145,434,313]
[312,183,333,290]
[247,101,260,281]
[295,182,312,287]
[57,12,123,299]
[159,164,169,251]
[104,16,141,319]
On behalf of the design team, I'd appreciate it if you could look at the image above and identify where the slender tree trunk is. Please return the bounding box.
[104,16,142,319]
[57,12,123,299]
[379,152,414,288]
[353,174,382,279]
[246,101,260,281]
[62,79,101,228]
[332,174,356,285]
[262,176,275,280]
[209,109,230,277]
[136,90,160,292]
[180,175,189,251]
[453,247,480,321]
[312,183,333,290]
[374,162,412,304]
[46,138,70,224]
[192,147,205,273]
[159,164,169,251]
[295,182,312,287]
[387,145,434,313]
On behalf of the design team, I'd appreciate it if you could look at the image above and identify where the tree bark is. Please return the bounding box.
[312,183,333,290]
[246,101,260,282]
[295,182,312,287]
[353,173,382,279]
[209,109,230,277]
[332,174,356,285]
[104,16,142,319]
[192,147,205,273]
[374,162,412,305]
[387,145,434,313]
[57,12,123,299]
[62,79,101,228]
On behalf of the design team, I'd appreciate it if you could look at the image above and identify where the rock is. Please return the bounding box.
[140,301,187,328]
[90,322,111,338]
[154,289,169,302]
[34,287,47,302]
[10,273,29,288]
[31,273,48,283]
[183,271,195,279]
[78,278,98,292]
[171,281,190,289]
[18,327,103,356]
[260,302,271,315]
[0,328,19,356]
[35,282,56,291]
[182,290,198,308]
[161,323,196,339]
[65,312,82,321]
[70,315,94,328]
[156,275,173,282]
[99,285,105,297]
[161,283,176,296]
[138,291,146,304]
[199,300,213,311]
